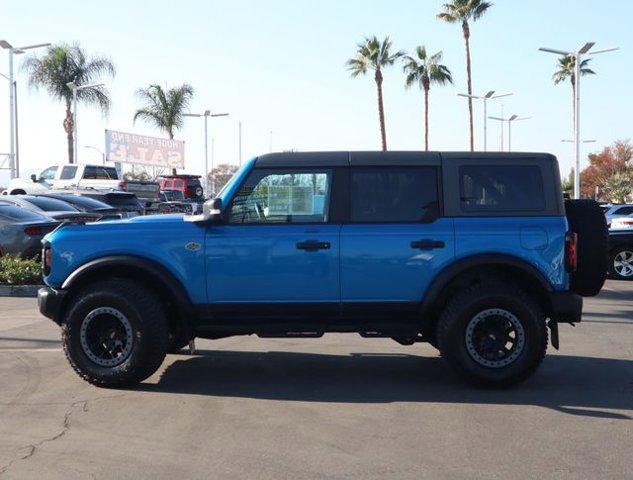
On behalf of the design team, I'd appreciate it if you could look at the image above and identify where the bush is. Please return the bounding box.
[0,255,42,285]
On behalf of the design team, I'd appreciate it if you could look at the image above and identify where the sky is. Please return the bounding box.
[0,0,631,187]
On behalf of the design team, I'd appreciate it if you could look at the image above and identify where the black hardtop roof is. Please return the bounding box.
[159,174,201,179]
[254,151,557,167]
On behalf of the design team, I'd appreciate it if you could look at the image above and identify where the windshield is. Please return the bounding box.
[0,204,49,222]
[22,196,78,212]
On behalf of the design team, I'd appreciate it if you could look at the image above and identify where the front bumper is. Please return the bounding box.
[550,291,583,324]
[37,287,66,325]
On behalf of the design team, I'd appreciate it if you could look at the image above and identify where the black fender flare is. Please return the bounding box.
[419,253,554,316]
[61,255,193,316]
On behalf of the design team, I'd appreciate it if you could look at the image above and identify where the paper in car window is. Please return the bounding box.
[268,186,314,215]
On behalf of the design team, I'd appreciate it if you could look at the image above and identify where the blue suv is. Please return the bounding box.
[38,152,607,387]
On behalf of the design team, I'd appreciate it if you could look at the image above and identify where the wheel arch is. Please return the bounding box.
[59,255,194,332]
[420,254,555,330]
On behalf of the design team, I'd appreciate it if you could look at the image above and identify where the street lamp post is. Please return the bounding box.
[0,40,50,178]
[539,42,618,198]
[184,110,229,196]
[66,81,104,163]
[488,114,531,152]
[458,90,513,151]
[84,145,106,164]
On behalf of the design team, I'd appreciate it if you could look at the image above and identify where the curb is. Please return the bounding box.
[0,285,42,298]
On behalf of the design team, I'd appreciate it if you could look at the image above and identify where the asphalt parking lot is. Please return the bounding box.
[0,281,632,480]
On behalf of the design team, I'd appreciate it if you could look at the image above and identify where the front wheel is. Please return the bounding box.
[62,279,169,387]
[437,283,547,387]
[609,247,633,280]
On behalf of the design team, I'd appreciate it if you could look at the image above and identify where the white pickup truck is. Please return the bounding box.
[5,164,161,207]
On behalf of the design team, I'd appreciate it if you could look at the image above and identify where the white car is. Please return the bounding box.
[6,164,160,207]
[603,204,633,228]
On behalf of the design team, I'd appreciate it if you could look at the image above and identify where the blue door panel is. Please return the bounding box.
[453,216,568,290]
[206,225,340,303]
[340,218,455,302]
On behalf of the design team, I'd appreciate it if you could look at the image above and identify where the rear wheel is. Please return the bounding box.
[609,247,633,280]
[62,279,169,387]
[437,283,547,387]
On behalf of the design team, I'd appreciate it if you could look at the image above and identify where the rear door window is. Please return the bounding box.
[350,167,439,223]
[460,165,545,212]
[59,166,78,180]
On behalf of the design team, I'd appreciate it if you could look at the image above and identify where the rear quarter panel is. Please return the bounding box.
[454,216,569,290]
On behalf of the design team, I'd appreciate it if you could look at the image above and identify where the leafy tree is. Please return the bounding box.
[602,171,633,204]
[209,163,239,194]
[437,0,492,151]
[581,140,633,198]
[403,46,453,150]
[553,56,596,129]
[133,84,194,140]
[562,168,574,194]
[22,43,115,163]
[347,36,404,151]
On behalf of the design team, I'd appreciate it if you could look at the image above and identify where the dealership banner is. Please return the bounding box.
[105,129,185,168]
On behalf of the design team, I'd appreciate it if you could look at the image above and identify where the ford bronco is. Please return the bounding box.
[37,152,608,387]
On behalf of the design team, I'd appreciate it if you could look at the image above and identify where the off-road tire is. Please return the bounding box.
[62,278,169,387]
[437,283,547,387]
[565,199,608,296]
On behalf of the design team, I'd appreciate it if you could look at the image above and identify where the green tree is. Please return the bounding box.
[403,46,453,150]
[437,0,492,151]
[22,43,115,163]
[347,36,404,151]
[562,168,574,194]
[602,171,633,203]
[553,56,595,129]
[133,84,194,140]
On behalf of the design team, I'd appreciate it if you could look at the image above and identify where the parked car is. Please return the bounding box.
[158,175,204,201]
[603,204,633,228]
[39,151,607,388]
[0,203,58,258]
[608,230,633,280]
[158,190,194,214]
[0,195,101,223]
[67,190,144,217]
[34,193,124,220]
[6,164,161,207]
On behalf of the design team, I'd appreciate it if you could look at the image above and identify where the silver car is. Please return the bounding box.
[0,204,59,258]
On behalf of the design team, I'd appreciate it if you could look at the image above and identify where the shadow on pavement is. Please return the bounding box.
[133,350,633,419]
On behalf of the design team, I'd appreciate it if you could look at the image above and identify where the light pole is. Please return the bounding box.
[84,145,106,164]
[66,81,104,163]
[0,71,18,176]
[0,40,50,178]
[458,90,513,151]
[184,110,229,195]
[539,42,618,198]
[488,114,531,152]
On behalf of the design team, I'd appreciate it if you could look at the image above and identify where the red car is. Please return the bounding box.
[158,175,204,201]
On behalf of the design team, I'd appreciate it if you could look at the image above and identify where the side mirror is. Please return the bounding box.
[184,197,223,224]
[30,174,38,182]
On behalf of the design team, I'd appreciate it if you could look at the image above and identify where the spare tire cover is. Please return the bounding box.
[565,199,608,296]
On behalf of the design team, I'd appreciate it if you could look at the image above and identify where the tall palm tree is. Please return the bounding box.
[553,55,595,130]
[437,0,492,151]
[403,46,453,150]
[347,36,404,151]
[133,84,194,139]
[22,44,115,163]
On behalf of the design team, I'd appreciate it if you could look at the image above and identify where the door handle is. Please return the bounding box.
[411,239,445,250]
[296,240,331,251]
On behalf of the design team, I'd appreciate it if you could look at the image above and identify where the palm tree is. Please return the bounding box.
[403,46,453,150]
[22,43,115,163]
[553,55,595,130]
[133,84,195,140]
[347,36,404,151]
[437,0,492,151]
